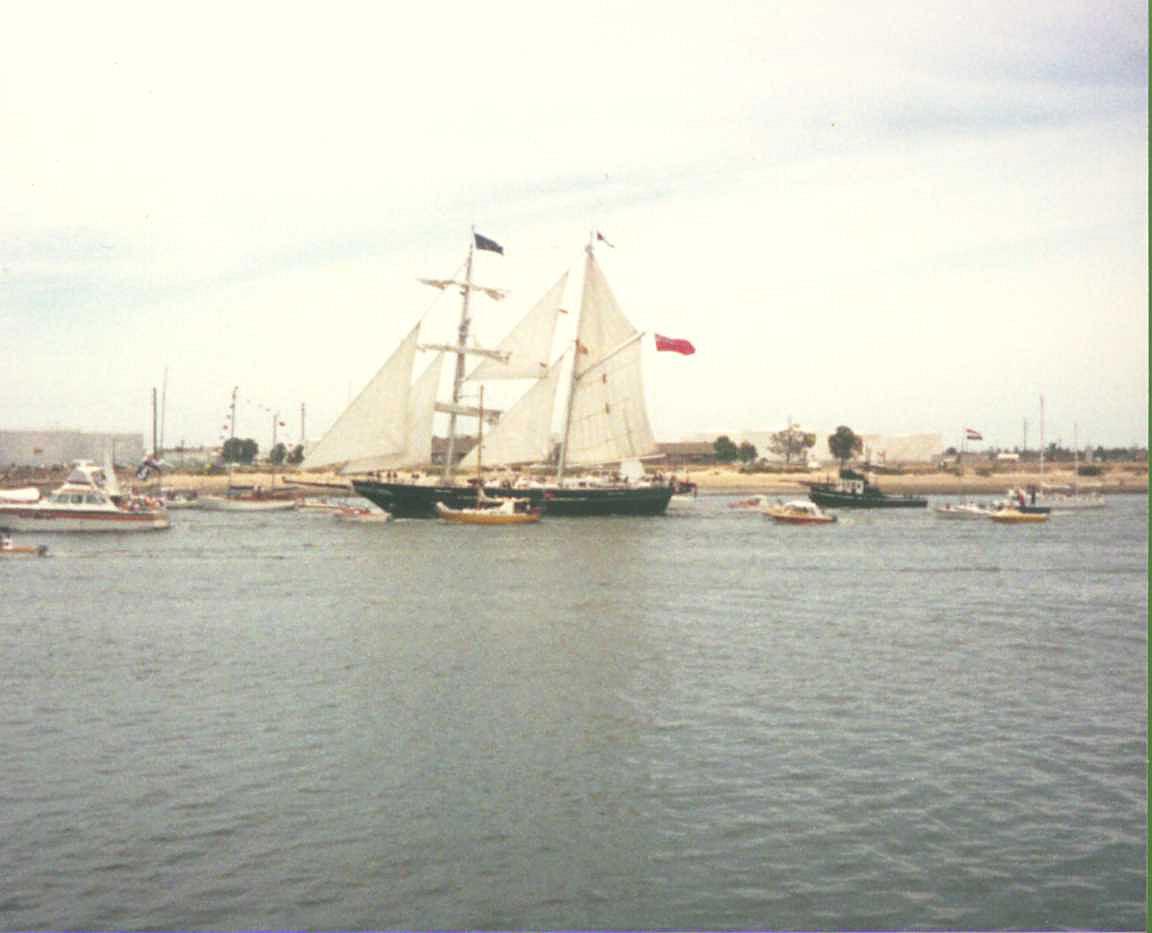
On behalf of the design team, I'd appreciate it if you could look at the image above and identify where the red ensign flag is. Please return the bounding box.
[655,334,695,355]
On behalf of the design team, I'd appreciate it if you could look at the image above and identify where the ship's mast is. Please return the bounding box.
[441,233,477,480]
[556,231,597,481]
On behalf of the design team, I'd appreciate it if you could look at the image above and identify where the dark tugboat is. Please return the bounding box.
[303,230,677,518]
[805,468,928,509]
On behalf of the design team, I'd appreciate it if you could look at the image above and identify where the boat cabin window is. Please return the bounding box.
[71,494,86,504]
[85,494,106,504]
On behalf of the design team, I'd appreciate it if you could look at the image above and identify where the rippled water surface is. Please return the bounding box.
[2,495,1146,930]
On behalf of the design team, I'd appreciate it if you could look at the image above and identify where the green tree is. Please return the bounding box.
[768,425,817,465]
[222,437,259,464]
[268,443,287,465]
[287,444,305,465]
[713,435,740,463]
[738,441,758,463]
[827,425,862,466]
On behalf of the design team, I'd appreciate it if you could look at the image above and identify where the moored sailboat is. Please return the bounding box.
[304,231,678,518]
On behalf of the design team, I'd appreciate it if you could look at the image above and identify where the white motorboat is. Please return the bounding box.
[933,503,995,519]
[729,494,774,511]
[1034,485,1107,511]
[0,461,170,532]
[765,499,838,524]
[334,506,392,523]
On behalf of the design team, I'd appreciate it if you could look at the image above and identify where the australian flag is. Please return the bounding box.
[474,232,504,254]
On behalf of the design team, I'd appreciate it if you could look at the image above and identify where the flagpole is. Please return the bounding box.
[1039,394,1045,479]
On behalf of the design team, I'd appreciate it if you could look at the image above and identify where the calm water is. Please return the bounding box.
[2,494,1146,930]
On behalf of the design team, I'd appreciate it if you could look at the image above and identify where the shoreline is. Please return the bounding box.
[679,466,1147,497]
[111,463,1147,498]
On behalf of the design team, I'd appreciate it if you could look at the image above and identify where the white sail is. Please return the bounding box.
[467,273,568,381]
[303,324,420,470]
[458,356,565,469]
[563,338,655,466]
[341,352,443,473]
[574,256,638,379]
[403,352,443,467]
[561,254,657,467]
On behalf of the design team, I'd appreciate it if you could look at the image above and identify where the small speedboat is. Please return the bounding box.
[989,508,1049,524]
[161,491,202,509]
[335,506,392,523]
[435,498,542,525]
[729,494,773,510]
[767,500,837,524]
[298,498,347,514]
[668,479,699,509]
[934,503,994,519]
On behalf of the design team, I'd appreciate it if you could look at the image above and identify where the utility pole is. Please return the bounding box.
[230,387,239,440]
[1039,395,1045,476]
[300,403,306,448]
[151,387,158,455]
[160,365,168,454]
[1022,418,1028,455]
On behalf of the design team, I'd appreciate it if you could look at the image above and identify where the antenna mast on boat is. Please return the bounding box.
[160,365,168,455]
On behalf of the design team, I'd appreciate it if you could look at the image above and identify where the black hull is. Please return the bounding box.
[352,480,674,518]
[808,487,927,509]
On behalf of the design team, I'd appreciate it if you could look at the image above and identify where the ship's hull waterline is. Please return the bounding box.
[0,508,171,532]
[353,480,674,519]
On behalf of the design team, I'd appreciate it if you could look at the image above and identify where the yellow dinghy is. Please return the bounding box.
[435,498,542,525]
[989,509,1049,524]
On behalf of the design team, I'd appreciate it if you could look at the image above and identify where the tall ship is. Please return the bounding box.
[302,231,678,518]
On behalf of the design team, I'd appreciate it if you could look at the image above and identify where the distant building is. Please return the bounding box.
[163,445,220,468]
[0,429,145,468]
[657,441,716,466]
[859,433,946,465]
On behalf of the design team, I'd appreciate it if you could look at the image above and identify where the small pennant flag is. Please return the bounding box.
[474,232,504,254]
[655,334,696,355]
[964,427,983,441]
[596,230,615,248]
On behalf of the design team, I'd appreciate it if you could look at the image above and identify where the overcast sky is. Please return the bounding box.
[2,1,1147,453]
